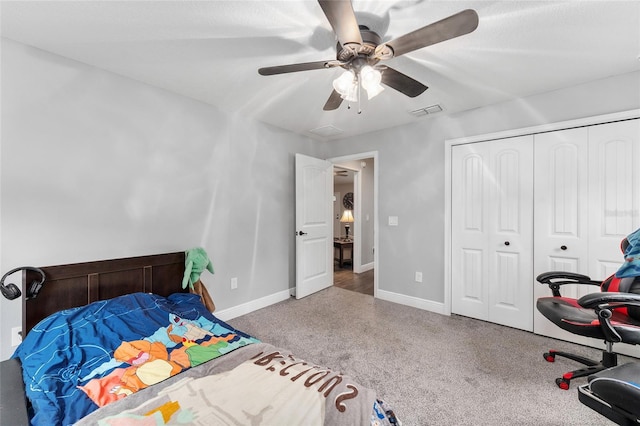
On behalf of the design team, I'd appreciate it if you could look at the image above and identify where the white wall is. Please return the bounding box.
[0,39,321,360]
[323,70,640,307]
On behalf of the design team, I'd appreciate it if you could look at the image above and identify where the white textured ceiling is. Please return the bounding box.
[2,1,640,140]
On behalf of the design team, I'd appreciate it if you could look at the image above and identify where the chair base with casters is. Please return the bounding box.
[578,362,640,426]
[542,343,618,390]
[536,271,640,390]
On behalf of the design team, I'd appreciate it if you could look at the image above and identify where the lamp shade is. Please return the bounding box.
[340,210,354,223]
[360,66,384,100]
[333,70,355,95]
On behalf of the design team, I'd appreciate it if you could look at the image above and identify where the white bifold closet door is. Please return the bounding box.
[533,119,640,355]
[451,135,534,331]
[533,127,591,342]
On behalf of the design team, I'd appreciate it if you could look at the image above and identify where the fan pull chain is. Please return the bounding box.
[357,74,362,114]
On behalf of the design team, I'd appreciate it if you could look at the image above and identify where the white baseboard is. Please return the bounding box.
[215,288,447,323]
[358,262,374,273]
[376,289,448,315]
[214,289,291,322]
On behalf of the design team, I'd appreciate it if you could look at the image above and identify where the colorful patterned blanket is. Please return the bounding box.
[75,343,393,426]
[13,292,257,425]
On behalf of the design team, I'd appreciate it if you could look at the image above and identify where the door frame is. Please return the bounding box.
[328,151,378,297]
[333,165,358,268]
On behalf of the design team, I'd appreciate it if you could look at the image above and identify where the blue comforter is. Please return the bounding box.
[12,292,258,426]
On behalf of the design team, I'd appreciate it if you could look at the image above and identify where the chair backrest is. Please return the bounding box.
[601,274,640,320]
[599,232,640,319]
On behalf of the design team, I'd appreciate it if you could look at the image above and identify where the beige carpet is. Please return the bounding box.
[228,286,632,425]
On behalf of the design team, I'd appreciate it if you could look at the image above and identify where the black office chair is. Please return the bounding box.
[578,362,640,425]
[536,231,640,390]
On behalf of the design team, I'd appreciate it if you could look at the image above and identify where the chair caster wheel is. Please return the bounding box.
[555,378,570,390]
[544,352,556,362]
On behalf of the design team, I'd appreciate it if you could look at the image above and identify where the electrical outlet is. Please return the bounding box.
[11,327,22,347]
[231,277,238,290]
[415,272,423,283]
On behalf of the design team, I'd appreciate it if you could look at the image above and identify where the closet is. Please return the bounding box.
[449,113,640,349]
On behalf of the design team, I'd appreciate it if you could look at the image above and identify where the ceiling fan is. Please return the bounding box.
[258,0,479,112]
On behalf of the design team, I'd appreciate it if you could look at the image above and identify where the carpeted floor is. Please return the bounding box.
[228,286,631,425]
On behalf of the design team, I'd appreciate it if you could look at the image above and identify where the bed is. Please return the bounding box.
[0,252,399,425]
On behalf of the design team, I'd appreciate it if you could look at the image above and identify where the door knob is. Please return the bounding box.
[560,245,567,251]
[297,231,308,236]
[504,241,510,246]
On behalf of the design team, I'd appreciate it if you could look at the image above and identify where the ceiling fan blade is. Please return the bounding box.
[323,90,344,111]
[381,67,428,98]
[258,60,337,76]
[318,0,363,48]
[382,9,478,58]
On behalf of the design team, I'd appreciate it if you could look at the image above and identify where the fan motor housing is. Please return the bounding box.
[336,27,382,62]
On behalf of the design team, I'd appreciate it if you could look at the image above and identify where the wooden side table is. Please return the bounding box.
[334,239,353,267]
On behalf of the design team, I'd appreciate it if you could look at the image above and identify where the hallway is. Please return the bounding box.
[333,266,374,296]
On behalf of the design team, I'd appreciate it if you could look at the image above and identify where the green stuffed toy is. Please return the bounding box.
[182,247,214,289]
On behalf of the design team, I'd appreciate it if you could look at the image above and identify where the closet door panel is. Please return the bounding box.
[533,128,590,338]
[488,137,533,330]
[587,119,640,357]
[534,128,589,296]
[588,119,640,281]
[452,143,489,320]
[460,249,484,301]
[452,137,533,330]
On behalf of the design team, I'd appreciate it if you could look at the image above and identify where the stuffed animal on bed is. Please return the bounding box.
[182,248,214,289]
[182,248,216,312]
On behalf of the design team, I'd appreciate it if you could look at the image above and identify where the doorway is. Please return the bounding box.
[329,152,377,297]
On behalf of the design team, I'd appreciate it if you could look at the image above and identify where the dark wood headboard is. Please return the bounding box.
[22,252,187,336]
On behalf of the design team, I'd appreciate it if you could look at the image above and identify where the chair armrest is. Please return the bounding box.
[536,271,601,297]
[577,292,640,343]
[0,358,29,426]
[578,292,640,309]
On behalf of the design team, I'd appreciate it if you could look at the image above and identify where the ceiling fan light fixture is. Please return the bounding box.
[344,88,358,103]
[360,66,384,100]
[333,70,356,97]
[360,65,380,84]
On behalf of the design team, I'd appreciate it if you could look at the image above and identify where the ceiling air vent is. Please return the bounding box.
[309,125,344,137]
[410,104,443,117]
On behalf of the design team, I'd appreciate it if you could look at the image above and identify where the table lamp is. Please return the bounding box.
[340,210,354,239]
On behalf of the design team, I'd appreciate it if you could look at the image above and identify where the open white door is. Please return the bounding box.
[295,153,333,299]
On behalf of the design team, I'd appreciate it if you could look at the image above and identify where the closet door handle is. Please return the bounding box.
[504,241,510,246]
[297,231,308,236]
[560,245,567,251]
